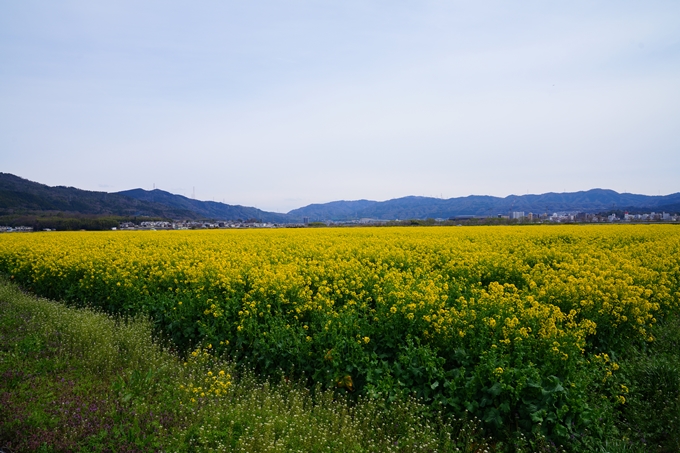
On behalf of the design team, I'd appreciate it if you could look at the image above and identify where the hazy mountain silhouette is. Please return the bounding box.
[0,173,197,219]
[1,173,678,223]
[288,189,680,221]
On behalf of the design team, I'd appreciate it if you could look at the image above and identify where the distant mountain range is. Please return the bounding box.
[0,173,197,219]
[291,191,680,221]
[0,173,283,222]
[1,173,679,223]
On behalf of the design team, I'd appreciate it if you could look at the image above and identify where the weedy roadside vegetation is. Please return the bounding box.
[1,280,501,452]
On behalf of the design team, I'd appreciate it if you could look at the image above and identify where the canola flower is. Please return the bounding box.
[180,346,233,403]
[0,225,678,438]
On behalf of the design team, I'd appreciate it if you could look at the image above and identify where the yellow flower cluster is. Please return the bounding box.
[182,368,232,401]
[181,346,233,403]
[0,225,677,386]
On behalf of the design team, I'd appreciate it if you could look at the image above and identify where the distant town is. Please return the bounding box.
[1,210,677,233]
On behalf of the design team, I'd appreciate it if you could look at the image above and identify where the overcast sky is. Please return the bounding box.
[1,1,679,212]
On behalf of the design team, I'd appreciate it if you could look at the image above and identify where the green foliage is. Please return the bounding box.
[616,315,680,452]
[5,277,680,451]
[0,279,495,452]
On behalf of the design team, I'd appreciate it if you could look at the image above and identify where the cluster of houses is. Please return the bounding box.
[496,211,678,223]
[0,226,34,233]
[556,211,676,223]
[621,212,674,222]
[117,220,282,230]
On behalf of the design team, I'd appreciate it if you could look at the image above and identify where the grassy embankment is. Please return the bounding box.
[0,279,499,453]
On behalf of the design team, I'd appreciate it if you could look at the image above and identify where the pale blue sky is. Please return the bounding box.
[1,1,679,212]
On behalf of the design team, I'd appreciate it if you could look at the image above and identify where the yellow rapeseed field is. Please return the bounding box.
[1,225,678,436]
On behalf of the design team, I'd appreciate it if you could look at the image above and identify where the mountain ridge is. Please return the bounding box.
[290,189,680,221]
[116,188,288,223]
[0,173,197,219]
[1,173,678,223]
